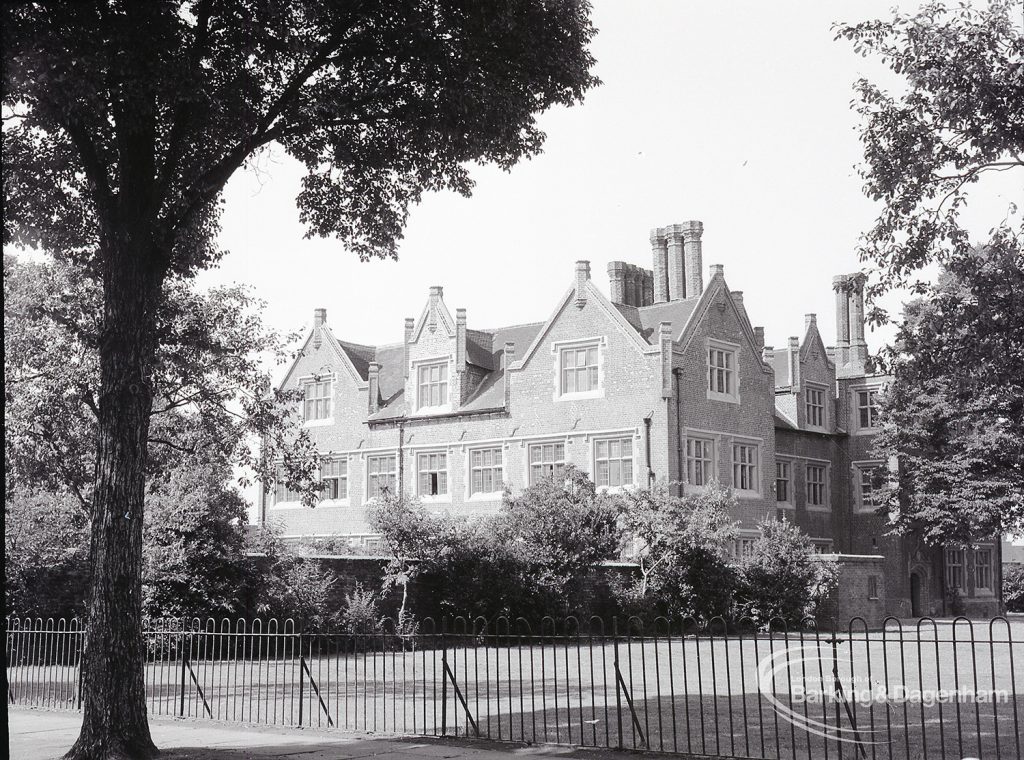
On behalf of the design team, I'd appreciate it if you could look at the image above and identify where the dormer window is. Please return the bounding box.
[805,385,826,428]
[417,361,448,410]
[303,379,332,421]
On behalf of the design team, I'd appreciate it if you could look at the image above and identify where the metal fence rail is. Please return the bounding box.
[7,615,1023,760]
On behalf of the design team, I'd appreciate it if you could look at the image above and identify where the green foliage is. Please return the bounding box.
[250,528,340,632]
[735,518,838,628]
[1003,564,1024,613]
[340,582,383,634]
[3,2,598,268]
[497,466,623,606]
[836,1,1023,306]
[615,481,738,623]
[142,457,251,620]
[3,253,319,506]
[4,489,89,618]
[3,4,598,748]
[872,241,1024,544]
[368,467,623,621]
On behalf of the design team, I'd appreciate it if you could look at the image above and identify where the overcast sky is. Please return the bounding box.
[198,0,1017,365]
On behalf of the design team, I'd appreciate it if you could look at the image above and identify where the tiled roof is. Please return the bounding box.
[336,340,375,379]
[616,298,701,343]
[363,321,544,422]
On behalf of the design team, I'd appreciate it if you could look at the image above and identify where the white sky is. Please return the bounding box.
[199,0,1018,363]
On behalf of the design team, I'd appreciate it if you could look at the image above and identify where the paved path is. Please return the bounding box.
[8,708,665,760]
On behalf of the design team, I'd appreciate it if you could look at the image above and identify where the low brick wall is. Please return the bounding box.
[814,554,888,628]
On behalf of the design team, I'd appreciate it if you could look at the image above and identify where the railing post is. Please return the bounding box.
[179,630,187,717]
[298,628,305,728]
[613,617,623,749]
[440,618,448,737]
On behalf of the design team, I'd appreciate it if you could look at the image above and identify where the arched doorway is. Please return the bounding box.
[910,572,922,617]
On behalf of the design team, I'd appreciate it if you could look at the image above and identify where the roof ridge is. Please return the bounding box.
[477,320,546,332]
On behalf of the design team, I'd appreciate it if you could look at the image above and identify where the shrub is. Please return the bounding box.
[250,527,341,631]
[368,468,623,621]
[1004,564,1024,613]
[735,518,838,628]
[614,481,738,624]
[340,582,382,634]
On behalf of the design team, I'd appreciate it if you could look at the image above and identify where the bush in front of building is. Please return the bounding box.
[368,467,623,622]
[247,525,342,631]
[734,518,838,628]
[612,481,738,625]
[1003,564,1024,613]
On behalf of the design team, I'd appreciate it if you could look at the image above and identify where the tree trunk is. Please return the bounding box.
[66,247,164,760]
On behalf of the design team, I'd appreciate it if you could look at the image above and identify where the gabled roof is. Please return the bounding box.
[513,280,658,370]
[366,321,545,422]
[620,298,701,343]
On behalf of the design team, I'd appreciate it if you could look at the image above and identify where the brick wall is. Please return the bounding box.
[815,554,888,628]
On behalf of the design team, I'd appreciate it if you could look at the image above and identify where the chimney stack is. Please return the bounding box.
[787,336,801,390]
[665,225,686,301]
[833,275,851,367]
[455,308,467,371]
[503,341,515,408]
[710,264,724,278]
[805,313,817,333]
[403,317,415,378]
[314,308,327,328]
[847,274,868,371]
[608,262,626,304]
[650,229,669,303]
[753,326,765,352]
[762,344,775,364]
[575,260,591,307]
[681,220,704,298]
[368,362,380,414]
[659,321,674,399]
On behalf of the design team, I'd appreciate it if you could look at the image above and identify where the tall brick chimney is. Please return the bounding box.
[367,362,380,414]
[833,275,850,367]
[665,225,686,302]
[575,260,591,307]
[608,262,626,303]
[787,336,801,390]
[650,229,669,303]
[847,274,868,371]
[313,307,327,348]
[659,321,674,399]
[833,273,869,374]
[403,317,414,378]
[503,341,515,408]
[681,220,704,298]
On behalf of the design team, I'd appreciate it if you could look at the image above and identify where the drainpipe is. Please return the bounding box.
[673,369,683,496]
[397,421,405,500]
[643,414,654,487]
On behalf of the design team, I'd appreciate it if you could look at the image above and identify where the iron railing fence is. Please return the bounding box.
[6,615,1023,760]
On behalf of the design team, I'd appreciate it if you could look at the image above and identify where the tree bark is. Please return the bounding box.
[65,246,164,760]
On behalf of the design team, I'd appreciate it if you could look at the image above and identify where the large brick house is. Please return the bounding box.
[259,220,1002,619]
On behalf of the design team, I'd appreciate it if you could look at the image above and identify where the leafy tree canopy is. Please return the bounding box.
[4,0,598,267]
[615,480,738,622]
[3,253,314,503]
[836,1,1023,312]
[873,238,1024,544]
[4,4,598,755]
